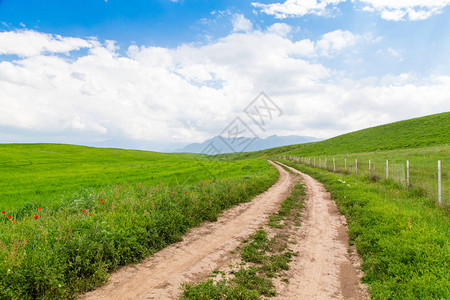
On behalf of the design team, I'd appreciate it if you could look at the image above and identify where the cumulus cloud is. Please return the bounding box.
[0,28,448,150]
[359,0,450,21]
[0,30,94,57]
[254,0,450,21]
[232,14,253,32]
[252,0,346,18]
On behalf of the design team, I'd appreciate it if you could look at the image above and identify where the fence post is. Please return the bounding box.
[386,160,389,179]
[438,160,442,206]
[355,159,358,175]
[369,159,371,175]
[325,158,327,169]
[333,158,335,172]
[406,160,409,188]
[345,158,347,171]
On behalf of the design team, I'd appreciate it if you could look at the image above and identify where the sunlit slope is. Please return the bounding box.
[216,112,450,160]
[0,143,271,209]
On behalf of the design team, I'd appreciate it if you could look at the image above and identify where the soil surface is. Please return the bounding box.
[80,161,295,300]
[274,161,369,299]
[80,160,368,300]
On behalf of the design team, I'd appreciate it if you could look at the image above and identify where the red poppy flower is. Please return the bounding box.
[7,215,12,219]
[185,192,187,194]
[1,211,5,214]
[34,216,39,219]
[82,210,87,213]
[209,177,210,179]
[113,195,115,197]
[12,220,15,224]
[38,208,42,211]
[203,178,205,180]
[100,199,103,201]
[210,182,212,184]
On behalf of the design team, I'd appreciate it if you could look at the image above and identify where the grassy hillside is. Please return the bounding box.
[0,143,270,210]
[216,112,450,160]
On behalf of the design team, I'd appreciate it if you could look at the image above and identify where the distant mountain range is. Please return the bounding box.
[175,135,321,154]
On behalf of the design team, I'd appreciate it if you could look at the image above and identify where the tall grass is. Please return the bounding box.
[279,159,449,299]
[0,164,278,299]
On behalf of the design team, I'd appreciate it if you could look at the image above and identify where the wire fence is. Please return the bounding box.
[279,155,448,208]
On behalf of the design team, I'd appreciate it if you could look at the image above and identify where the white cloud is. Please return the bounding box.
[0,29,448,150]
[252,0,346,18]
[253,0,450,21]
[316,29,358,56]
[359,0,450,21]
[0,30,94,57]
[232,14,253,32]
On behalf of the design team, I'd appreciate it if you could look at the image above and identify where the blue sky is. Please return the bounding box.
[1,0,449,151]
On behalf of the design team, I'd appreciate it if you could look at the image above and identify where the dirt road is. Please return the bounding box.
[81,161,296,300]
[81,160,368,300]
[274,161,368,299]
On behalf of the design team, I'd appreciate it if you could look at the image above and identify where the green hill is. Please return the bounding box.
[217,112,450,160]
[287,112,449,156]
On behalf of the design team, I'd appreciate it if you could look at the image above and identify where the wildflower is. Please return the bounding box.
[100,199,103,201]
[113,195,115,197]
[1,211,5,214]
[7,215,12,219]
[210,182,212,184]
[12,220,15,224]
[185,192,187,194]
[34,216,39,219]
[82,210,87,213]
[38,208,42,211]
[209,177,210,179]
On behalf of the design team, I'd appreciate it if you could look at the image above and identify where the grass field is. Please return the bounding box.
[0,143,279,299]
[0,143,272,210]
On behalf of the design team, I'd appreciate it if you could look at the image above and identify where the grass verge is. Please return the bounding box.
[279,159,449,299]
[180,181,305,299]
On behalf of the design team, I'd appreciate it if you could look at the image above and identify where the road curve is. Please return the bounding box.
[80,161,296,300]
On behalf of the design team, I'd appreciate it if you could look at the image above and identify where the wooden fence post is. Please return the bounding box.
[355,159,358,175]
[438,160,442,206]
[386,160,389,179]
[333,158,335,172]
[369,159,371,175]
[406,160,409,188]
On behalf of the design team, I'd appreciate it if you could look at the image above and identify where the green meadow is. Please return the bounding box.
[0,143,279,299]
[0,143,272,210]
